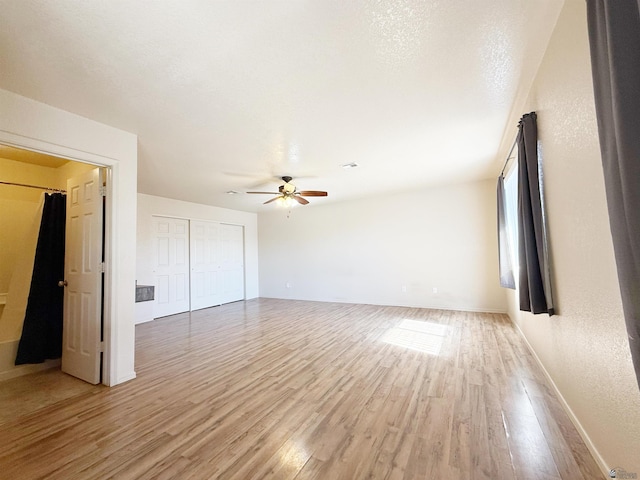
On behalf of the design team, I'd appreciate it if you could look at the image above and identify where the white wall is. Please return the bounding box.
[505,1,640,474]
[0,88,138,386]
[259,179,506,313]
[136,193,259,322]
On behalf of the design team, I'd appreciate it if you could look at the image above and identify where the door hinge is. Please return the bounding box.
[100,341,105,352]
[99,185,107,197]
[99,262,105,273]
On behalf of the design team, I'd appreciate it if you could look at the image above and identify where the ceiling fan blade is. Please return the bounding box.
[247,191,280,195]
[292,195,309,205]
[263,196,282,204]
[297,190,327,197]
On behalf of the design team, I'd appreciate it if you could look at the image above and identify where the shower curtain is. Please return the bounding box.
[15,192,66,365]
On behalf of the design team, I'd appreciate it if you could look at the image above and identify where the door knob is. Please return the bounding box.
[58,280,68,287]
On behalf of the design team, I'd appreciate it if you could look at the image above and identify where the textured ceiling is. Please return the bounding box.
[0,0,563,212]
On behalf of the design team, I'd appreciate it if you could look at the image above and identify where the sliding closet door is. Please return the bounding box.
[190,220,221,310]
[220,223,245,304]
[190,221,244,310]
[153,216,190,318]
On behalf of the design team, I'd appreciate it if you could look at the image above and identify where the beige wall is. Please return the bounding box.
[259,179,507,313]
[506,0,640,474]
[0,159,57,304]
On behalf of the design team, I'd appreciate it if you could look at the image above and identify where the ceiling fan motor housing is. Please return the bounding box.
[280,182,296,194]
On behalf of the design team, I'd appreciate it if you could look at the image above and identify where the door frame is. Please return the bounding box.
[0,135,121,386]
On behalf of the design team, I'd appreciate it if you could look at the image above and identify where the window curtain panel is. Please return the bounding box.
[517,112,554,316]
[15,192,66,365]
[497,175,515,289]
[586,0,640,388]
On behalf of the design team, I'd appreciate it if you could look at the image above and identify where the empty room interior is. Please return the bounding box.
[1,1,639,479]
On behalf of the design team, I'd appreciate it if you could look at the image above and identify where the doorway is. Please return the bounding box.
[0,145,107,384]
[0,89,138,387]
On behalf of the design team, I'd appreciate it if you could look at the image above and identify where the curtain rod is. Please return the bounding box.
[0,180,66,193]
[500,134,518,177]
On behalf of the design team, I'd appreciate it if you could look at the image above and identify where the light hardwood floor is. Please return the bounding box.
[0,299,604,479]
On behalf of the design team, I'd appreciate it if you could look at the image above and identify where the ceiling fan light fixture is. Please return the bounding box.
[279,196,296,208]
[341,162,359,169]
[246,176,326,207]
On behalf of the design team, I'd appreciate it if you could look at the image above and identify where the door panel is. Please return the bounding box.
[62,168,102,384]
[190,221,244,309]
[190,220,221,310]
[153,216,190,317]
[220,224,245,304]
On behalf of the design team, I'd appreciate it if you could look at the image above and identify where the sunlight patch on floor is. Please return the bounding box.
[381,319,449,355]
[278,439,310,471]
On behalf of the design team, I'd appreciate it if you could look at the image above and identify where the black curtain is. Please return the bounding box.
[497,175,515,289]
[15,193,66,365]
[586,0,640,388]
[517,112,554,316]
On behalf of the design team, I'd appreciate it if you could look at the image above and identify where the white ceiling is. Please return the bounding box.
[0,0,563,212]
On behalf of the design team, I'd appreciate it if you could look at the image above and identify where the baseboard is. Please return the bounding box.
[257,296,508,314]
[510,320,610,478]
[112,371,136,386]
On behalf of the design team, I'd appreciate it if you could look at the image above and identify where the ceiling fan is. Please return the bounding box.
[247,176,328,205]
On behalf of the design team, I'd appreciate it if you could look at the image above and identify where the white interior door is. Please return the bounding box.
[190,220,221,311]
[62,168,103,384]
[153,216,190,317]
[219,224,245,304]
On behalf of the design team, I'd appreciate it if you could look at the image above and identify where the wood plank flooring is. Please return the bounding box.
[0,299,604,479]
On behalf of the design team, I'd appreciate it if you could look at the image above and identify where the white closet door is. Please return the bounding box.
[153,216,190,318]
[190,220,221,310]
[219,224,245,304]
